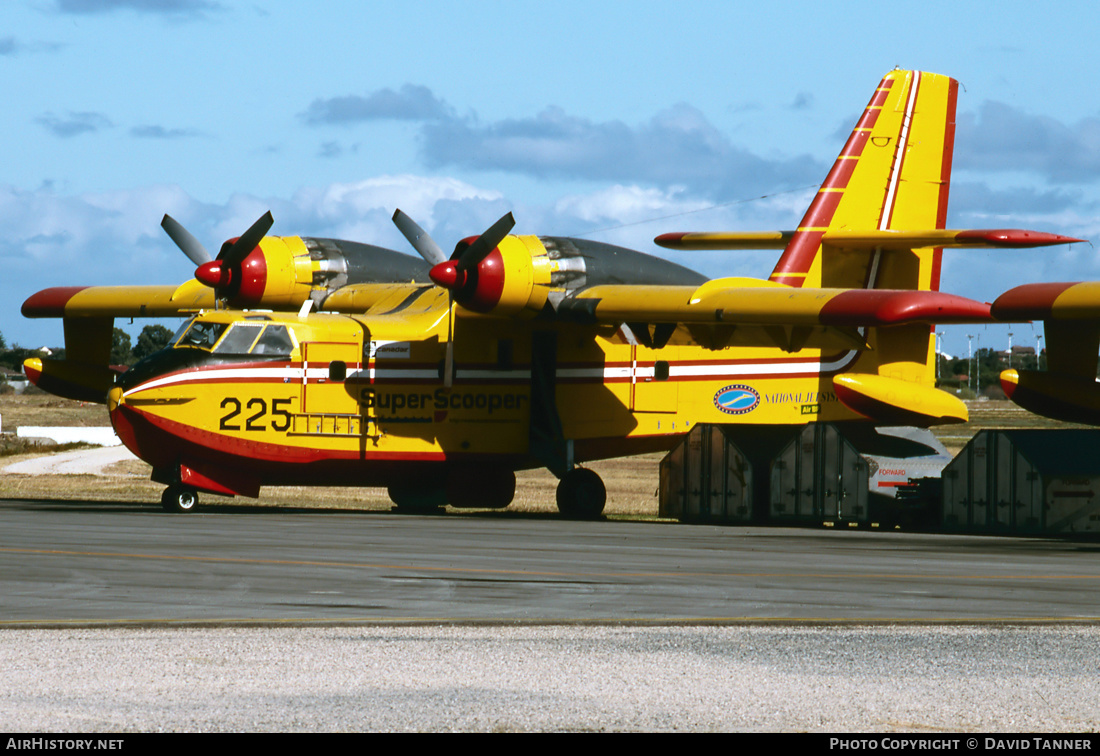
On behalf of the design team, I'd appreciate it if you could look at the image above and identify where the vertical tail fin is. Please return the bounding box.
[770,70,958,291]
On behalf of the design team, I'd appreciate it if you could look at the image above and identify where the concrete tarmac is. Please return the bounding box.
[4,624,1099,732]
[3,498,1099,732]
[2,497,1099,622]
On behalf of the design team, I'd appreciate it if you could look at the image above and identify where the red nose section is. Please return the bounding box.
[195,260,231,288]
[430,261,464,289]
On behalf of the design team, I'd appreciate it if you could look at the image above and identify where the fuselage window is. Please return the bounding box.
[251,325,294,357]
[213,323,264,355]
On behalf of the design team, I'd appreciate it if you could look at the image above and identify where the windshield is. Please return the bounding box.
[168,318,193,347]
[211,323,295,358]
[174,320,229,351]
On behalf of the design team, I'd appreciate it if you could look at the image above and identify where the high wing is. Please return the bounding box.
[553,279,993,355]
[22,281,215,319]
[991,282,1100,424]
[21,213,431,402]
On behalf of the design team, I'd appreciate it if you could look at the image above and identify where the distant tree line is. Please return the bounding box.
[0,324,174,375]
[935,348,1045,398]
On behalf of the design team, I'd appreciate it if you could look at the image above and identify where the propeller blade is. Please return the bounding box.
[455,212,515,273]
[161,214,212,266]
[220,211,274,266]
[444,299,455,388]
[392,209,447,266]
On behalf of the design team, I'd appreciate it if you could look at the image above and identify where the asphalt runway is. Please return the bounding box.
[2,497,1099,624]
[4,497,1100,732]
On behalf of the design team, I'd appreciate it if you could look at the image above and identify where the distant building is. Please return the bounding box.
[0,366,28,394]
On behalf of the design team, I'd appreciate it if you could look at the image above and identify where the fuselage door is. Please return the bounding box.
[300,340,363,434]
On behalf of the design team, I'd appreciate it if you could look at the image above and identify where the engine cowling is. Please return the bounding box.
[195,236,431,311]
[428,234,708,318]
[195,235,314,309]
[430,235,550,316]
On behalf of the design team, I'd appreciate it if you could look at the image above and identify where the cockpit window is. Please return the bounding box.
[251,325,294,357]
[213,323,264,355]
[203,322,295,358]
[175,320,228,350]
[168,318,193,347]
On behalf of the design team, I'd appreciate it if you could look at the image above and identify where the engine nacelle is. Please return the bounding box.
[196,236,314,309]
[438,235,550,315]
[195,236,430,311]
[435,234,707,318]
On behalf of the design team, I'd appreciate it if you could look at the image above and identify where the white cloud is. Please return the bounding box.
[5,169,1099,351]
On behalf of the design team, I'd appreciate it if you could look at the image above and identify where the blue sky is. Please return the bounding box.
[3,0,1099,358]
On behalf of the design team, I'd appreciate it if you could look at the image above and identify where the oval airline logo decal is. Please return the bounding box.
[714,384,760,415]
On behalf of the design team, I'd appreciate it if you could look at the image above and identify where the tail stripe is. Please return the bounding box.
[867,71,921,287]
[770,77,896,285]
[878,71,921,232]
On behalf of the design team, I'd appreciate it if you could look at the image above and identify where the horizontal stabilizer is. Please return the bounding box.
[656,229,1084,251]
[654,232,792,250]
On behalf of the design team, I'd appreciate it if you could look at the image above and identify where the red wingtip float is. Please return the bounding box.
[18,70,1087,515]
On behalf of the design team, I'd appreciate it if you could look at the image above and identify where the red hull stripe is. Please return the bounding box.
[118,402,453,465]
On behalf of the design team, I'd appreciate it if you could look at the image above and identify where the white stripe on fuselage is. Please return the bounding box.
[124,348,859,396]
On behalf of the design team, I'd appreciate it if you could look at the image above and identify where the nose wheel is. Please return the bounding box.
[555,467,606,519]
[161,485,199,513]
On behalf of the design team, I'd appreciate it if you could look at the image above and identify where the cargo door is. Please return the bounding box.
[720,431,752,522]
[1015,452,1043,533]
[770,429,814,520]
[298,341,363,437]
[834,427,868,522]
[993,435,1015,531]
[682,426,707,519]
[633,353,678,413]
[968,432,992,529]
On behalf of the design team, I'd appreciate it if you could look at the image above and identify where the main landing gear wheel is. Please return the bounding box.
[161,485,199,513]
[556,467,606,519]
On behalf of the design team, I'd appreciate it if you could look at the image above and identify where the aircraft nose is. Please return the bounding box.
[107,386,124,412]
